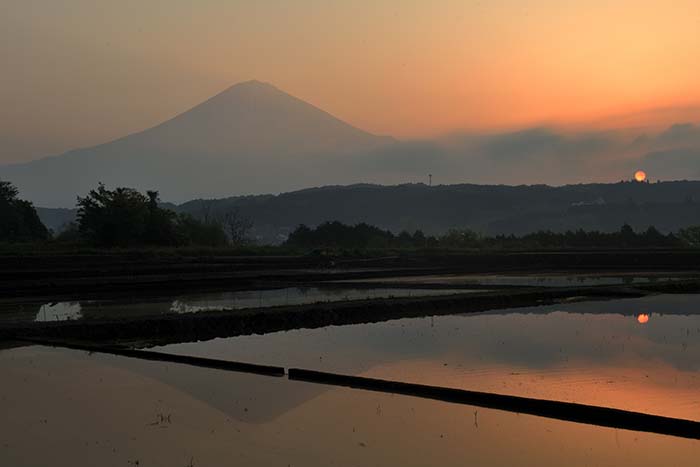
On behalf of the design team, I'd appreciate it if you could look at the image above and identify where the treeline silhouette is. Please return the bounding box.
[4,178,700,251]
[0,180,49,242]
[286,221,700,250]
[0,180,242,247]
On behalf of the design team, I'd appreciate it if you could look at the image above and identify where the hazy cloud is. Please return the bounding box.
[348,123,700,186]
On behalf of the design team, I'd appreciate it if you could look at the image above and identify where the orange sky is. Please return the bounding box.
[2,0,700,163]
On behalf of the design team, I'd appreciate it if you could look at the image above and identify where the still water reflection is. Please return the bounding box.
[158,294,700,421]
[0,346,697,467]
[0,287,470,324]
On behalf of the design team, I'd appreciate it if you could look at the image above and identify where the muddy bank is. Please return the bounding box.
[3,249,700,298]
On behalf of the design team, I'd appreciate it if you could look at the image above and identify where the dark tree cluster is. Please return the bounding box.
[286,221,430,249]
[482,225,681,249]
[76,184,228,247]
[285,222,687,251]
[0,180,49,242]
[678,226,700,247]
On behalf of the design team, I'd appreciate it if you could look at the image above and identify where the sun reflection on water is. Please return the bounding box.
[637,313,650,324]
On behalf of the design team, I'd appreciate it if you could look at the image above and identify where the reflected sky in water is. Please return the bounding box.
[0,346,697,467]
[35,302,83,322]
[0,287,471,324]
[1,273,692,324]
[159,294,700,421]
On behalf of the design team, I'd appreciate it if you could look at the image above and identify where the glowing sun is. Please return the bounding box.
[634,170,647,182]
[637,313,650,324]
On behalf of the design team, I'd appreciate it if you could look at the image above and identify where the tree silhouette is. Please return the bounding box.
[0,179,49,242]
[76,183,227,247]
[220,208,253,246]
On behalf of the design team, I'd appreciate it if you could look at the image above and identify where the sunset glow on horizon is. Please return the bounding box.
[3,0,700,164]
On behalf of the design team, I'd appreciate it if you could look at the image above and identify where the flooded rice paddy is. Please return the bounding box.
[157,294,700,421]
[0,286,470,324]
[0,345,698,467]
[2,274,700,466]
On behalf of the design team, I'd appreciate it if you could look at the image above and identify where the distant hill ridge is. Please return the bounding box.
[37,180,700,243]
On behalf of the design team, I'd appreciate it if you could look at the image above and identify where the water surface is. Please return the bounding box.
[0,345,696,467]
[0,286,470,324]
[158,294,700,421]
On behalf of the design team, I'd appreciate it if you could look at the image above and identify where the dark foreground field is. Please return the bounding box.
[3,248,700,297]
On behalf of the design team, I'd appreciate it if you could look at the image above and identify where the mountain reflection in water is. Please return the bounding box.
[159,294,700,421]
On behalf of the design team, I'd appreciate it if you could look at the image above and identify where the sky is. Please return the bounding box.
[2,0,700,164]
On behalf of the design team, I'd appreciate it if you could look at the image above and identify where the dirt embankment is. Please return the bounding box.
[2,249,700,298]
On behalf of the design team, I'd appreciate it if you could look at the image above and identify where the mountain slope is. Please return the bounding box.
[171,180,700,243]
[0,81,393,207]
